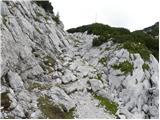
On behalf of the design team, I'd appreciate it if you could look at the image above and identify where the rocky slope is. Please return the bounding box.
[0,1,159,119]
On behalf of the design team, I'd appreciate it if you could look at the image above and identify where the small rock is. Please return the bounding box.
[62,70,77,83]
[11,105,25,118]
[89,79,103,92]
[142,104,149,113]
[8,93,17,109]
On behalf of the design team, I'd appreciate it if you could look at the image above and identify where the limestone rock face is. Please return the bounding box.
[7,71,24,92]
[0,1,159,119]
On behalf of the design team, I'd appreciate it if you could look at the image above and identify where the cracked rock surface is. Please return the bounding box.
[0,1,159,119]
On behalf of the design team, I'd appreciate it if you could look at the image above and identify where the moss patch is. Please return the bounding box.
[93,94,118,115]
[1,92,11,111]
[142,63,150,71]
[112,60,133,75]
[99,57,108,65]
[37,95,74,119]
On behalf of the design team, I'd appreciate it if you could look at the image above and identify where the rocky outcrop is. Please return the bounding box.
[0,1,159,119]
[7,71,24,92]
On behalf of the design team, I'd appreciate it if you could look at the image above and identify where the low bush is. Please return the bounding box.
[35,1,53,14]
[93,94,118,115]
[123,41,151,61]
[99,57,107,65]
[52,13,60,24]
[112,60,134,75]
[142,63,150,71]
[67,22,159,60]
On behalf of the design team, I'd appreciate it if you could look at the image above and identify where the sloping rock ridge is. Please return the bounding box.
[0,1,159,119]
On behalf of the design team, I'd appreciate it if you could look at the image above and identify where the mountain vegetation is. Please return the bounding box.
[67,22,159,60]
[35,0,53,14]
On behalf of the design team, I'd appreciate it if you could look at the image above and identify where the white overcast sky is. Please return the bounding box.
[50,0,160,31]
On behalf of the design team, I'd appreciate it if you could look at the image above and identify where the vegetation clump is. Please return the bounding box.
[142,63,150,71]
[99,57,107,65]
[67,22,159,60]
[93,36,107,46]
[112,60,134,75]
[35,1,53,14]
[123,41,151,61]
[37,95,74,119]
[52,13,60,24]
[93,94,118,115]
[95,73,102,81]
[43,55,56,67]
[40,55,56,74]
[1,92,11,111]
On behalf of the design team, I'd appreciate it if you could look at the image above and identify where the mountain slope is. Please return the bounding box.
[143,22,159,37]
[0,1,159,119]
[67,22,159,60]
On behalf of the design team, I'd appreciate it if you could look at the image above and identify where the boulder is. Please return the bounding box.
[7,71,24,92]
[88,79,103,92]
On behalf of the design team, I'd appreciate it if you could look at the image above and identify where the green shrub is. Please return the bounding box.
[112,60,133,75]
[93,94,118,115]
[112,34,133,43]
[123,41,151,61]
[38,95,74,119]
[92,37,103,46]
[35,1,53,14]
[99,57,107,65]
[1,92,11,111]
[143,22,159,37]
[67,22,159,60]
[142,63,150,71]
